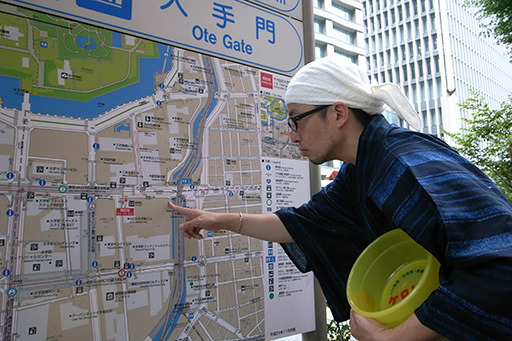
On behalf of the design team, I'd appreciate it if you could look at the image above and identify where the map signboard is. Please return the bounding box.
[0,4,314,340]
[1,0,304,75]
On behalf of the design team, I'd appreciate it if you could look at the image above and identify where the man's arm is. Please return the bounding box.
[168,202,294,243]
[349,310,443,341]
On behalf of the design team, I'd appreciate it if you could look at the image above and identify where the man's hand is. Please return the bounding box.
[350,309,391,341]
[168,202,230,239]
[349,309,443,341]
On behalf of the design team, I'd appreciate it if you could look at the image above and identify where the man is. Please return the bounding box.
[169,56,512,340]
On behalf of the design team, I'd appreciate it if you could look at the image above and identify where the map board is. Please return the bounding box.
[0,3,315,340]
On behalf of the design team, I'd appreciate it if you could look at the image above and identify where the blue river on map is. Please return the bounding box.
[0,37,172,119]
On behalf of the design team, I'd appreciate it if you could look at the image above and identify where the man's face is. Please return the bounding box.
[287,103,336,165]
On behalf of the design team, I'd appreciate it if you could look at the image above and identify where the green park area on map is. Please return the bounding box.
[260,95,286,124]
[0,8,159,102]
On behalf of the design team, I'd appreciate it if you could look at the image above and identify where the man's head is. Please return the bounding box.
[285,56,421,130]
[286,102,365,165]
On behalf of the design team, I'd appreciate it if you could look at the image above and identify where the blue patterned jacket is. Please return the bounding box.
[276,114,512,340]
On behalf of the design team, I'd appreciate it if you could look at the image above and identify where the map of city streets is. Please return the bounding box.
[0,4,314,340]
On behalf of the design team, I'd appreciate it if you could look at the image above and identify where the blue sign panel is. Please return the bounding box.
[76,0,132,20]
[6,0,304,75]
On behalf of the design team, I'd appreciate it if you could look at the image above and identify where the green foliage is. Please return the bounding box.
[465,0,512,58]
[444,91,512,202]
[327,320,352,341]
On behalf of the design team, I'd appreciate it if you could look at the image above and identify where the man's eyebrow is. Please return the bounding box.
[287,109,298,117]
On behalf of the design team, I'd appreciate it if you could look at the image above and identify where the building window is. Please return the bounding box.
[426,57,432,75]
[332,1,354,21]
[432,33,438,51]
[438,109,444,133]
[333,26,355,44]
[313,0,324,9]
[436,79,442,98]
[430,108,437,126]
[315,44,326,58]
[314,19,325,34]
[422,110,428,129]
[429,79,435,100]
[335,50,357,63]
[420,82,426,102]
[369,20,375,33]
[413,0,418,16]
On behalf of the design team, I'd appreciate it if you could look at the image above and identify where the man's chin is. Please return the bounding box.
[308,157,324,165]
[307,154,334,165]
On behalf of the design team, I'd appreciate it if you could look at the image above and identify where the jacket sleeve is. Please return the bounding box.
[276,167,373,322]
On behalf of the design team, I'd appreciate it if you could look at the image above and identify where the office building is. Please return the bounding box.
[363,0,512,136]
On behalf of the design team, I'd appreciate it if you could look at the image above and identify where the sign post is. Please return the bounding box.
[300,0,328,340]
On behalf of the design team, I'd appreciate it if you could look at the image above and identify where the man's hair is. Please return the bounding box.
[350,107,372,126]
[317,106,372,126]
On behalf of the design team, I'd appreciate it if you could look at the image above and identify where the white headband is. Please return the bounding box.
[285,56,422,130]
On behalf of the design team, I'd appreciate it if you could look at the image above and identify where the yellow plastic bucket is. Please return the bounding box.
[346,229,440,327]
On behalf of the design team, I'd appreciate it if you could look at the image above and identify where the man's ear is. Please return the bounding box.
[332,102,350,128]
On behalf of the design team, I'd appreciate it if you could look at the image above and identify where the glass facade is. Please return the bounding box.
[362,0,512,136]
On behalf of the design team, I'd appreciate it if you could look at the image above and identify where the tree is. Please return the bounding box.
[327,319,352,341]
[465,0,512,58]
[444,91,512,202]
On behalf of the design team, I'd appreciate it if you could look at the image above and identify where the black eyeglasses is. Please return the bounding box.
[287,105,331,131]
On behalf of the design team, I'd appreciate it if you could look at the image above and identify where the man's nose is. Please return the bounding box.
[290,129,300,143]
